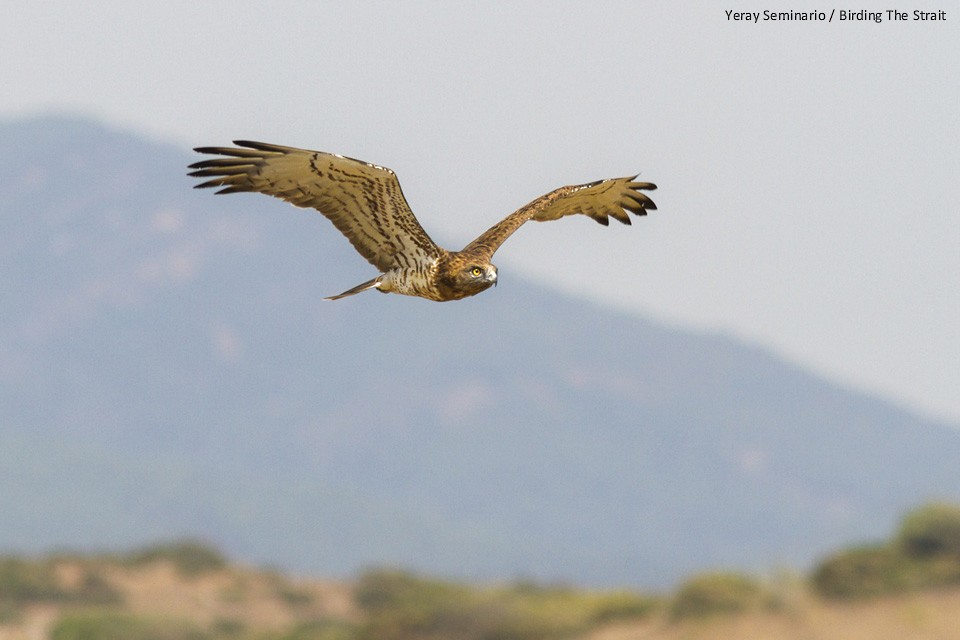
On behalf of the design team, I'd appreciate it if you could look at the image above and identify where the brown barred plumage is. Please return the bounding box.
[188,141,657,301]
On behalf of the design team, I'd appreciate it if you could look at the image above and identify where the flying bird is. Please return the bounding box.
[188,141,657,301]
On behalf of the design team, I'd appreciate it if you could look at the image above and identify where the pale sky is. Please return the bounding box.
[3,1,958,423]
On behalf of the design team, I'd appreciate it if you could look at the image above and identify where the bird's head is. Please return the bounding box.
[438,255,498,299]
[457,262,498,293]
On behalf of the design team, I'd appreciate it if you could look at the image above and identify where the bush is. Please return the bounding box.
[124,540,227,576]
[275,584,316,606]
[669,572,763,619]
[897,503,960,559]
[0,600,23,624]
[354,569,474,639]
[355,568,468,613]
[0,557,67,602]
[811,544,910,599]
[210,617,246,637]
[354,569,654,640]
[495,583,656,637]
[50,612,209,640]
[0,556,123,608]
[73,567,123,604]
[273,620,358,640]
[581,590,660,623]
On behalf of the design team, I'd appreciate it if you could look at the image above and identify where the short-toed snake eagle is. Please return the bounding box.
[189,141,657,301]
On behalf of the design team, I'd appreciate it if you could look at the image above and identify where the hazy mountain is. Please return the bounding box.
[2,115,958,588]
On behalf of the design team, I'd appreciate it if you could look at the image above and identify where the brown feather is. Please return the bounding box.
[189,141,441,271]
[189,141,657,302]
[460,176,657,261]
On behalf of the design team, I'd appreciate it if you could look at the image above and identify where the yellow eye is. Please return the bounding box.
[471,267,482,277]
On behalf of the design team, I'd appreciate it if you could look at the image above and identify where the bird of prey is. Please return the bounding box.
[188,141,657,301]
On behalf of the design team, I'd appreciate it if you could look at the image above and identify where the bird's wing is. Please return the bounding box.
[189,141,442,271]
[461,176,656,260]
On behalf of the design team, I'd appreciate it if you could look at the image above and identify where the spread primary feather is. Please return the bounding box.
[189,140,657,302]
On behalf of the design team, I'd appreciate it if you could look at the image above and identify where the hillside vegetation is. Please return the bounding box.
[1,503,959,640]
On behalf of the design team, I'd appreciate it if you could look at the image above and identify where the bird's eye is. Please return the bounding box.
[471,267,482,277]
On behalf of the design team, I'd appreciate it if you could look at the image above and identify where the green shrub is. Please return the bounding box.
[669,572,762,619]
[273,620,358,640]
[354,569,465,613]
[895,503,960,589]
[0,557,66,602]
[124,540,227,576]
[812,503,960,600]
[0,600,23,624]
[50,612,209,640]
[811,544,910,599]
[354,569,655,640]
[210,617,246,637]
[354,569,485,640]
[274,584,317,607]
[580,590,660,623]
[73,567,123,604]
[897,503,960,559]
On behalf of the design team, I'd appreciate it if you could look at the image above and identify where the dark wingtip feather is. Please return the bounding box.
[192,144,270,158]
[188,166,252,178]
[622,204,649,216]
[233,140,287,152]
[188,158,254,170]
[214,186,250,195]
[192,181,224,190]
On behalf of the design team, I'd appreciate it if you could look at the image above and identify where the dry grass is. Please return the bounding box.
[3,555,960,640]
[101,561,355,627]
[583,588,960,640]
[0,558,356,640]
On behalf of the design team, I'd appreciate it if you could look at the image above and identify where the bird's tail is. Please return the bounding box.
[324,277,381,301]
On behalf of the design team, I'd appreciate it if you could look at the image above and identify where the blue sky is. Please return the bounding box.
[2,1,957,423]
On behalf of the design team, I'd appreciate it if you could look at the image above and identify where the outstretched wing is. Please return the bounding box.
[461,176,656,260]
[188,141,442,271]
